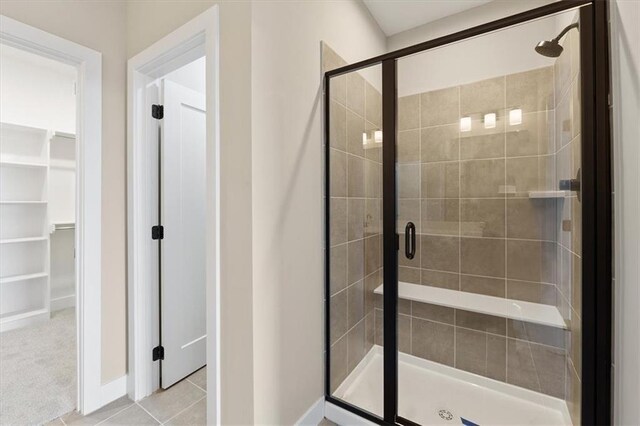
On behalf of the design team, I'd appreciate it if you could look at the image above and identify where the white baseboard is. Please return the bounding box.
[51,294,75,312]
[101,375,128,406]
[295,397,325,425]
[325,400,377,426]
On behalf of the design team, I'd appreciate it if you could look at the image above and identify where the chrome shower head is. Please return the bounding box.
[535,22,579,58]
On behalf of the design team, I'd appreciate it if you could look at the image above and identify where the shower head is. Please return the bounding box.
[535,22,579,58]
[535,40,564,58]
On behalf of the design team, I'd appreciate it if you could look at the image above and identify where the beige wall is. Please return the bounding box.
[0,0,128,384]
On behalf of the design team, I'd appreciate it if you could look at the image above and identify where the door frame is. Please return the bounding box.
[126,5,220,422]
[0,15,103,414]
[323,1,612,424]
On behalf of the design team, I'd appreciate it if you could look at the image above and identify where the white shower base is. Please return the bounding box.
[334,345,572,425]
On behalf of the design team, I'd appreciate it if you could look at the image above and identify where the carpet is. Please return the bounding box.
[0,308,76,425]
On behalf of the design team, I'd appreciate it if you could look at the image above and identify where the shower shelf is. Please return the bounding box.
[528,190,568,198]
[374,281,567,329]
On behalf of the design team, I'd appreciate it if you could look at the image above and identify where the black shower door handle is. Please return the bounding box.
[405,222,416,260]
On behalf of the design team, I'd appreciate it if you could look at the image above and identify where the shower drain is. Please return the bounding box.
[438,409,454,421]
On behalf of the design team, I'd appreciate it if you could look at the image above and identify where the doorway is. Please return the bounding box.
[324,2,611,425]
[0,15,103,422]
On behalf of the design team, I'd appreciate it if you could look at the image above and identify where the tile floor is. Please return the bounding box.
[46,367,207,425]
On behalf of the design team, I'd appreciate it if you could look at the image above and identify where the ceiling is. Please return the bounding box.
[363,0,494,36]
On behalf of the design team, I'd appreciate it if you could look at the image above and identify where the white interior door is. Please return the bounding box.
[160,79,206,388]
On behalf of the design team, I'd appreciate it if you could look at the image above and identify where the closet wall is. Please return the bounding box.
[0,43,77,331]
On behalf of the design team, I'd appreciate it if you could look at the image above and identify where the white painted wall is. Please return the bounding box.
[164,56,206,94]
[389,0,561,96]
[250,1,386,424]
[610,0,640,424]
[0,44,76,133]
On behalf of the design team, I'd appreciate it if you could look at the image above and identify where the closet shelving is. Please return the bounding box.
[0,122,51,332]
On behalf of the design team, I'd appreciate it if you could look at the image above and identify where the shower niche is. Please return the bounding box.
[324,2,610,426]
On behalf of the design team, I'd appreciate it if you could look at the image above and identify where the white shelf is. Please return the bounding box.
[0,272,48,284]
[0,159,48,169]
[374,281,567,329]
[0,236,47,244]
[0,200,47,205]
[528,191,568,199]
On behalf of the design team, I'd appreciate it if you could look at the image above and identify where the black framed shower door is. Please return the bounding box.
[324,1,611,424]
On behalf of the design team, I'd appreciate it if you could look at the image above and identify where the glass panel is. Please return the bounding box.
[324,44,383,418]
[395,8,583,425]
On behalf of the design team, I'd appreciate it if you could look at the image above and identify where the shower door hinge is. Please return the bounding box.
[152,345,164,361]
[151,225,164,240]
[152,104,164,119]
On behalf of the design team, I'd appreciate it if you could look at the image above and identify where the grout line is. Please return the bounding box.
[94,401,138,426]
[186,377,207,394]
[160,395,206,425]
[136,402,163,425]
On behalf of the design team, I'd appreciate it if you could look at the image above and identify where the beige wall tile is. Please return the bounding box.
[398,163,420,198]
[456,310,506,335]
[421,269,459,290]
[364,234,382,276]
[364,160,381,198]
[460,199,505,238]
[365,81,382,127]
[399,199,421,233]
[566,360,581,425]
[329,149,346,197]
[365,120,382,163]
[506,67,554,113]
[530,342,565,398]
[347,239,364,285]
[398,314,412,354]
[330,336,347,394]
[330,290,347,345]
[412,318,454,366]
[506,111,554,157]
[455,328,506,381]
[506,338,540,393]
[507,320,565,349]
[399,266,420,284]
[346,72,365,118]
[347,198,364,241]
[421,124,459,162]
[347,155,364,197]
[460,123,505,160]
[506,240,556,283]
[572,75,581,139]
[422,199,459,236]
[346,109,365,157]
[506,280,556,305]
[568,307,582,377]
[420,86,459,127]
[364,198,382,237]
[506,198,556,240]
[421,235,459,272]
[365,312,375,352]
[347,320,365,373]
[330,74,347,106]
[461,76,505,116]
[398,129,420,163]
[365,269,382,313]
[460,237,505,278]
[460,159,505,198]
[421,162,459,198]
[330,198,347,246]
[412,301,454,324]
[399,233,420,268]
[506,156,546,196]
[330,100,347,151]
[398,94,420,130]
[556,90,573,149]
[460,274,505,297]
[554,36,572,103]
[330,243,347,296]
[347,281,364,329]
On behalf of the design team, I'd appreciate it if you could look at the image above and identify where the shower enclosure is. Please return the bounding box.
[324,2,611,425]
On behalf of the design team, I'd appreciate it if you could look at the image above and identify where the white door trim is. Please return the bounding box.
[0,15,103,414]
[126,6,220,423]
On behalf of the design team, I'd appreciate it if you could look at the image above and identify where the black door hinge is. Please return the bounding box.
[152,104,164,119]
[152,225,164,240]
[152,345,164,361]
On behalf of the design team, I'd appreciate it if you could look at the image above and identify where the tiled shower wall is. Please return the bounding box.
[324,44,383,394]
[372,65,568,399]
[554,24,582,425]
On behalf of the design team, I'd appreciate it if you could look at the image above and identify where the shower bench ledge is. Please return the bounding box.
[374,281,567,329]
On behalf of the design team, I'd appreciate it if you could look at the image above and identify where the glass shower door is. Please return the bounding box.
[394,7,584,425]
